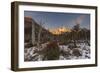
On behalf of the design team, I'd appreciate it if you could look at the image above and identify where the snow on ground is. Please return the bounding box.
[24,43,90,61]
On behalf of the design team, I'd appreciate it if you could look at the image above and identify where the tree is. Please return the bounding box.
[32,20,35,45]
[72,24,80,47]
[80,28,90,46]
[37,21,44,48]
[73,24,80,32]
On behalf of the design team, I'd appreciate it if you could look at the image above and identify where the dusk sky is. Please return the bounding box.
[24,11,90,30]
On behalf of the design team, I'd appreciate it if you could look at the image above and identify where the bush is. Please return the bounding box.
[42,41,60,60]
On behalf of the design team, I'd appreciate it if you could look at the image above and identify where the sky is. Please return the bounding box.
[24,11,90,30]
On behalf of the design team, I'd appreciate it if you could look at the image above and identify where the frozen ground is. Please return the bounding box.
[24,43,90,61]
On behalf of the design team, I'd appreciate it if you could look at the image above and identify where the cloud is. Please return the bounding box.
[75,15,86,24]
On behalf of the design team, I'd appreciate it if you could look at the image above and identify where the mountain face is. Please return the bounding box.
[49,27,71,35]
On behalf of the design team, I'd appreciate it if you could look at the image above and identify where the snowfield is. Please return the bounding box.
[24,43,90,61]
